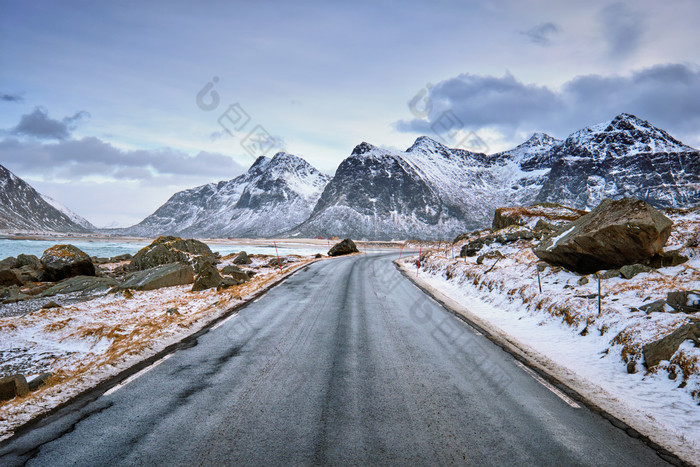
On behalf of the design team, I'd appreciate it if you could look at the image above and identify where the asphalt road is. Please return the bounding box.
[0,251,669,466]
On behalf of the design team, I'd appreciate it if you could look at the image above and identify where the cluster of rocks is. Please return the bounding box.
[0,237,267,309]
[457,226,542,258]
[0,372,51,402]
[453,198,700,374]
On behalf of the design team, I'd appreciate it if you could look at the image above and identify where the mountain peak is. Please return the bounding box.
[351,142,379,156]
[406,136,452,153]
[566,113,692,156]
[525,132,559,146]
[249,155,270,172]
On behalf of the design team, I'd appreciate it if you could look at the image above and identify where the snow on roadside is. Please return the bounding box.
[0,257,318,441]
[398,211,700,463]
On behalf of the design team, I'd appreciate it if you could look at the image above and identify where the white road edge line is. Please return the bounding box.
[515,361,581,409]
[103,353,173,397]
[211,312,239,331]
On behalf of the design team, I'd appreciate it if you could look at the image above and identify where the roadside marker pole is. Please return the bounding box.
[399,244,404,260]
[416,245,422,277]
[274,241,282,270]
[598,275,602,317]
[536,268,542,294]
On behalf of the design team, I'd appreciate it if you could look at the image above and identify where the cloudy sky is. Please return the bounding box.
[1,0,699,226]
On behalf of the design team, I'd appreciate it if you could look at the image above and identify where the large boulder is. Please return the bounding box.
[0,374,29,401]
[0,267,22,286]
[328,239,359,257]
[13,265,43,283]
[0,257,19,269]
[129,236,214,271]
[16,254,43,270]
[533,198,673,274]
[40,244,95,282]
[40,276,119,298]
[192,261,222,292]
[232,251,252,265]
[643,320,700,368]
[221,265,251,283]
[120,263,195,291]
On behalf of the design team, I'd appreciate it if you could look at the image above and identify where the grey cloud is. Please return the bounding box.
[520,22,559,46]
[0,136,247,181]
[11,107,89,140]
[599,2,644,59]
[395,63,700,148]
[1,93,23,103]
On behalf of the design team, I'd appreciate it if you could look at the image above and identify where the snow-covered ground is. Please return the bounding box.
[399,210,700,464]
[0,254,319,441]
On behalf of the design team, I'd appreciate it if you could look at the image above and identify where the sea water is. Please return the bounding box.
[0,238,326,259]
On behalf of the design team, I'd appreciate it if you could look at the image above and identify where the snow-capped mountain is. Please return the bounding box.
[40,194,96,230]
[118,152,330,238]
[536,113,700,209]
[0,163,91,233]
[289,135,561,240]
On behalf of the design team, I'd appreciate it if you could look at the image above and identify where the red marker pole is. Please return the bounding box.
[399,244,404,260]
[416,245,422,277]
[274,241,282,270]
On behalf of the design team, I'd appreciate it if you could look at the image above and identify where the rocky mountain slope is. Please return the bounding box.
[0,163,91,233]
[536,113,700,209]
[288,134,560,240]
[118,152,330,238]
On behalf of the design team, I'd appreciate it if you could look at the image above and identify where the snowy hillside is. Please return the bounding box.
[290,135,560,240]
[0,163,91,233]
[40,194,96,231]
[117,152,330,238]
[537,113,700,209]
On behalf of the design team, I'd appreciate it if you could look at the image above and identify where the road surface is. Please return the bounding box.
[0,252,669,466]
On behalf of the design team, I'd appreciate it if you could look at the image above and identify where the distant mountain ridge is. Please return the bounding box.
[2,113,698,240]
[0,163,91,233]
[113,152,331,238]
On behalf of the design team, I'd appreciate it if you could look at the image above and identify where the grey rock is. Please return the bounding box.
[328,239,359,257]
[620,264,652,279]
[221,265,244,275]
[639,300,667,314]
[16,254,42,270]
[232,251,252,265]
[600,269,621,279]
[648,249,689,268]
[40,244,95,282]
[109,253,132,262]
[14,265,42,283]
[120,263,195,291]
[477,250,504,265]
[129,236,214,272]
[643,321,700,368]
[28,373,52,391]
[192,261,223,292]
[534,198,672,274]
[0,374,29,401]
[0,256,19,269]
[0,267,22,286]
[460,227,539,257]
[666,291,700,313]
[40,276,119,298]
[578,276,589,286]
